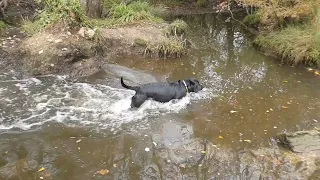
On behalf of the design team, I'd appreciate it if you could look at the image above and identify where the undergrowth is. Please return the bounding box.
[0,21,6,32]
[22,0,90,34]
[109,1,163,24]
[238,0,320,66]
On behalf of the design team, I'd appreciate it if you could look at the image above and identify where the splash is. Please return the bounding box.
[0,74,214,132]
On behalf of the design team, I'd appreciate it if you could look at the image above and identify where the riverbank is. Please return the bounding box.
[239,0,320,68]
[0,0,193,78]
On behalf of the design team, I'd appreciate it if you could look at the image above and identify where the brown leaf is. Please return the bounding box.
[97,169,109,175]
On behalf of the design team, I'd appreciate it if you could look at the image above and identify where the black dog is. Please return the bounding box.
[120,77,203,108]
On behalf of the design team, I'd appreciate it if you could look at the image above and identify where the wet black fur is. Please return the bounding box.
[120,77,203,108]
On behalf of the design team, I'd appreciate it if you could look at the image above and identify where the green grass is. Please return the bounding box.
[110,1,163,24]
[166,19,188,36]
[243,12,261,26]
[0,21,6,32]
[254,24,320,66]
[145,37,186,58]
[22,0,90,34]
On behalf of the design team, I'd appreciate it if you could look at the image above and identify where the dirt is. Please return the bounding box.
[0,21,174,78]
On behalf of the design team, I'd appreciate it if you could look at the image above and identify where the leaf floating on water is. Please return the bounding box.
[201,150,206,154]
[282,106,288,109]
[38,167,45,172]
[230,110,238,114]
[97,169,109,175]
[218,136,224,139]
[244,140,251,143]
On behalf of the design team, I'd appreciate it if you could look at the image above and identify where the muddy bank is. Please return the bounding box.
[0,21,185,78]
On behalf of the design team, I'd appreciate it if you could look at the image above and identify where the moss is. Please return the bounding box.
[196,0,208,7]
[0,21,6,32]
[134,38,148,46]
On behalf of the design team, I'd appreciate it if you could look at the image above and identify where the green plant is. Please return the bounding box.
[243,12,261,26]
[22,0,90,34]
[254,24,320,66]
[166,19,188,36]
[110,1,162,24]
[0,21,6,31]
[145,37,186,58]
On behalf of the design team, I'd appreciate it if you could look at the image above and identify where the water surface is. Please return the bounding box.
[0,14,320,179]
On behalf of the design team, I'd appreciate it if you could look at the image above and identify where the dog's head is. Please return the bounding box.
[184,78,203,93]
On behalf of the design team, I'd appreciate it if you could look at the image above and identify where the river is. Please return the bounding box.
[0,14,320,179]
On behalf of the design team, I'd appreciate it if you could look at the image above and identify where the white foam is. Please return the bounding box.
[0,75,215,132]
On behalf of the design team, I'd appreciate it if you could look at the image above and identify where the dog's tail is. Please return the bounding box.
[121,77,138,91]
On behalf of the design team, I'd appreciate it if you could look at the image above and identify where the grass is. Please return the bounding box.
[254,24,320,66]
[166,19,188,36]
[0,21,6,32]
[109,1,163,24]
[22,0,90,34]
[239,0,320,67]
[145,37,186,58]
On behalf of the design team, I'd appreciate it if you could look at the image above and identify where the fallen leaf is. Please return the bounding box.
[38,167,45,172]
[244,140,251,143]
[270,108,273,111]
[273,126,277,129]
[218,136,224,139]
[97,169,109,175]
[76,139,81,143]
[44,172,51,177]
[286,102,291,105]
[282,106,288,109]
[230,110,238,113]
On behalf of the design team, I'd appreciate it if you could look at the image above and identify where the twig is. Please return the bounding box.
[228,6,248,29]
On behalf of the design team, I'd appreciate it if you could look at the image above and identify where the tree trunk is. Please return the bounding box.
[80,0,102,18]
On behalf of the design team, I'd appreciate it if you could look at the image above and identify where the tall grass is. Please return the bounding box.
[239,0,320,66]
[22,0,90,34]
[110,1,163,24]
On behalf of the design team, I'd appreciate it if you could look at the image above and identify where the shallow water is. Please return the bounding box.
[0,14,320,179]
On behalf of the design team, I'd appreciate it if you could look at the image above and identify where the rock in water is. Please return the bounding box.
[276,130,320,155]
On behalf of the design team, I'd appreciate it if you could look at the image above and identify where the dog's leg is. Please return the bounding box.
[131,93,147,108]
